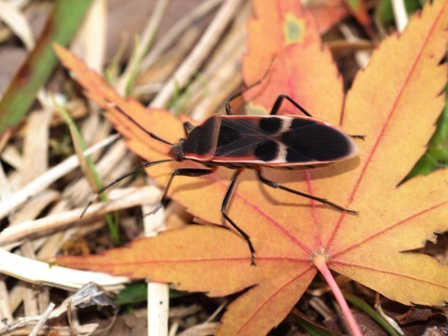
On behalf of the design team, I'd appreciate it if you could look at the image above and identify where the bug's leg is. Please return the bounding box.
[221,169,256,266]
[256,169,358,214]
[143,167,216,217]
[81,159,174,218]
[224,59,275,115]
[270,94,312,117]
[350,134,365,140]
[183,121,195,136]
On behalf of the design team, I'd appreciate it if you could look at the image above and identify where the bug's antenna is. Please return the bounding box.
[243,56,276,93]
[80,159,174,218]
[106,101,174,146]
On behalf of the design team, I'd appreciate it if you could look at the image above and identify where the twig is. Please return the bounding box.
[142,199,169,336]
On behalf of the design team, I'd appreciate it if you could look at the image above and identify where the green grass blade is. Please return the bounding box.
[0,0,93,133]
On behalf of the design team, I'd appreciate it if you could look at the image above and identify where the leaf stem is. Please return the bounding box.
[313,254,362,336]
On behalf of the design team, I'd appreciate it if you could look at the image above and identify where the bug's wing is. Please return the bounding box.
[213,118,270,159]
[275,119,359,164]
[211,117,358,165]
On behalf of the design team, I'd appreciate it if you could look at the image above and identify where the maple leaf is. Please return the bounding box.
[307,0,351,34]
[55,0,448,334]
[243,0,344,119]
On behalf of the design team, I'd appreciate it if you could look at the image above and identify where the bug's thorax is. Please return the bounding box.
[168,138,186,162]
[181,115,221,161]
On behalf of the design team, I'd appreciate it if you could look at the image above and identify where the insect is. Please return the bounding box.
[82,69,360,266]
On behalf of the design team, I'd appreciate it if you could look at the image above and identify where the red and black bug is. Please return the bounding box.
[83,74,360,265]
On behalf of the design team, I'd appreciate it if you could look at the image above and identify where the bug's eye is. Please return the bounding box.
[168,139,186,162]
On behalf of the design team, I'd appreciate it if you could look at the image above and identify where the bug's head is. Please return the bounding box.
[168,138,186,162]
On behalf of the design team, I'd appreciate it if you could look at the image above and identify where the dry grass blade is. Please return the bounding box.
[140,0,224,71]
[0,134,119,219]
[187,1,251,119]
[116,0,170,94]
[176,322,220,336]
[0,0,34,50]
[0,186,162,247]
[151,0,244,108]
[0,249,128,291]
[28,302,55,336]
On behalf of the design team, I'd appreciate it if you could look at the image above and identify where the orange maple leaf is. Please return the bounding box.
[55,0,448,334]
[243,0,344,119]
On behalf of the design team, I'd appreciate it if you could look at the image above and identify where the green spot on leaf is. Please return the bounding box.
[283,12,305,46]
[247,102,269,115]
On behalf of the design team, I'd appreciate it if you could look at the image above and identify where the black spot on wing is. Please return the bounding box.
[281,121,351,162]
[254,141,279,161]
[259,117,282,134]
[290,118,318,129]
